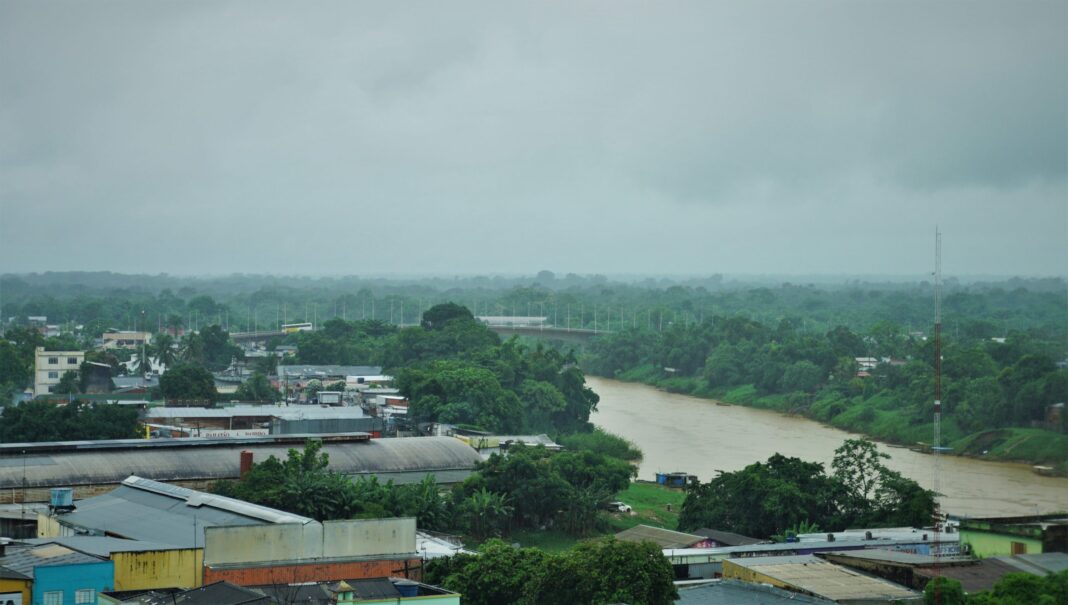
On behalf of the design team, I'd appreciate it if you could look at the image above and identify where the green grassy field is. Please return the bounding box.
[504,528,584,552]
[605,481,687,532]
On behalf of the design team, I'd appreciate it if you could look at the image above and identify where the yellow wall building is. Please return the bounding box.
[27,528,204,592]
[0,573,32,605]
[110,548,203,591]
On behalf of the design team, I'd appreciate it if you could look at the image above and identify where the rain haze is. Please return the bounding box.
[1,1,1065,277]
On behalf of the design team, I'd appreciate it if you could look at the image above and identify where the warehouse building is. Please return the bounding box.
[0,435,483,504]
[37,476,425,590]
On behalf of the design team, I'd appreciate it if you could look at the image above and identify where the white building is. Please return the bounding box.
[34,346,85,397]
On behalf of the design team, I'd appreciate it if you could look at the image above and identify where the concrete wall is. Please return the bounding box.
[323,518,416,558]
[112,548,204,591]
[204,523,324,566]
[203,518,415,566]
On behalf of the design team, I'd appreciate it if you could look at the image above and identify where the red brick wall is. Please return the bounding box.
[203,558,423,586]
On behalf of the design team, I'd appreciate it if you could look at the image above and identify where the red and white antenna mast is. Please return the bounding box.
[932,227,944,602]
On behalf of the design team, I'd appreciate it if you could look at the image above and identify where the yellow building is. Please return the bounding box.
[23,535,203,591]
[0,568,32,605]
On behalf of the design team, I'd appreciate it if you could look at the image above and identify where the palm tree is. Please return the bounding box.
[134,345,153,375]
[153,332,176,370]
[178,333,205,364]
[462,488,512,540]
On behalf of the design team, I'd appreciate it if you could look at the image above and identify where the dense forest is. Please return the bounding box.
[2,271,1065,340]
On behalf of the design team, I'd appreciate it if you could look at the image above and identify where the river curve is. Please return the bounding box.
[588,376,1068,517]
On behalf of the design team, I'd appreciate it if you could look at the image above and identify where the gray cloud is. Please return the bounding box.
[1,1,1065,276]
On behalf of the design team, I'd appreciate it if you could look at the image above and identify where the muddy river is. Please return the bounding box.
[588,377,1068,517]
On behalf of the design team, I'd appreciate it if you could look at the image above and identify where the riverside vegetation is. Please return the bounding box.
[585,309,1068,473]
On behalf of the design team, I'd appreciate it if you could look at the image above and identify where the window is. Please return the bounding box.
[48,357,58,365]
[67,357,78,365]
[48,371,59,379]
[43,591,63,605]
[75,588,96,603]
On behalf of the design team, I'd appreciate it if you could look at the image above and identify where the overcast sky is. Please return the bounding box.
[1,1,1065,278]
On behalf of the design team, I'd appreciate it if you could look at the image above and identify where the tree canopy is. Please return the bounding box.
[426,538,677,605]
[678,439,934,539]
[159,363,218,403]
[0,400,140,442]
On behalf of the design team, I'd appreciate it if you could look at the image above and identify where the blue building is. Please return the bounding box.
[0,542,114,605]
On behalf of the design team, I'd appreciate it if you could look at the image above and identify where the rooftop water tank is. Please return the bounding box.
[50,487,74,510]
[394,580,419,598]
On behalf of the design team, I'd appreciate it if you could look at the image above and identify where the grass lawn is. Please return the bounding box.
[605,481,687,532]
[504,528,582,553]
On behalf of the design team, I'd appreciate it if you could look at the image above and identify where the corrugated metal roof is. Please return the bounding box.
[278,365,382,378]
[20,536,188,556]
[50,476,312,548]
[347,577,401,599]
[997,552,1068,574]
[914,558,1021,594]
[693,528,765,546]
[0,436,481,490]
[727,555,919,601]
[0,566,30,580]
[146,405,366,420]
[677,580,834,604]
[818,549,974,567]
[0,542,107,576]
[616,524,705,549]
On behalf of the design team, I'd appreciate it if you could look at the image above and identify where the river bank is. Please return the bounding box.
[587,376,1068,517]
[593,366,1068,476]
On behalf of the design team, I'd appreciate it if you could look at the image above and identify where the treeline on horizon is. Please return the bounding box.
[2,271,1065,340]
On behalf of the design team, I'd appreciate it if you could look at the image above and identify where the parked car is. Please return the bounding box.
[604,501,633,513]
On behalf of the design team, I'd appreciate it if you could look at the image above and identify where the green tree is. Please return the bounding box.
[152,332,177,368]
[460,488,512,541]
[782,360,826,393]
[213,440,359,521]
[234,372,281,402]
[678,453,843,538]
[53,370,81,395]
[923,577,964,605]
[557,429,642,462]
[426,539,548,605]
[832,439,890,511]
[0,401,139,442]
[159,363,217,403]
[178,333,205,364]
[0,339,33,391]
[531,539,678,605]
[421,302,476,330]
[134,344,153,375]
